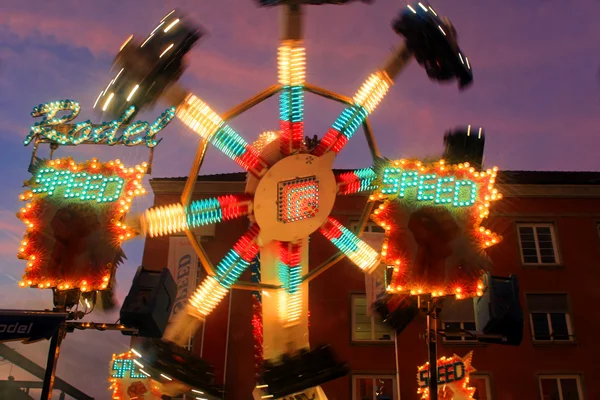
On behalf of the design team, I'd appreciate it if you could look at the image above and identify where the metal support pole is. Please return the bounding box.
[427,300,438,400]
[41,322,66,400]
[222,288,234,399]
[394,334,401,399]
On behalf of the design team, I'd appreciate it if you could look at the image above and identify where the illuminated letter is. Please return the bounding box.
[381,168,401,195]
[418,369,429,387]
[435,176,455,204]
[25,100,81,145]
[97,176,125,203]
[453,180,477,207]
[417,174,437,201]
[122,121,149,146]
[454,361,465,381]
[64,172,89,199]
[33,168,58,194]
[68,122,93,145]
[111,359,145,379]
[145,106,176,148]
[90,106,135,145]
[399,171,419,198]
[47,170,73,196]
[80,175,106,200]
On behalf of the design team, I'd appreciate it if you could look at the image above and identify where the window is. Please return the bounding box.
[443,321,477,341]
[441,297,477,342]
[352,295,394,341]
[539,375,583,400]
[526,294,573,342]
[352,375,398,400]
[517,224,559,265]
[470,374,492,400]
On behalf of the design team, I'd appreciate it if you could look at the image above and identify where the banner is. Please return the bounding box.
[167,237,198,321]
[0,310,68,344]
[362,231,386,316]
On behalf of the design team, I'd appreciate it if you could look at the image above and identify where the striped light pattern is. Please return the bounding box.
[278,41,306,156]
[313,71,392,156]
[278,241,303,324]
[320,217,380,273]
[250,255,263,378]
[176,94,267,176]
[141,195,251,237]
[189,225,261,318]
[336,167,378,195]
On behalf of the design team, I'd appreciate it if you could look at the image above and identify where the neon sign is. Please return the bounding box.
[417,352,476,400]
[111,359,147,379]
[109,351,163,400]
[23,100,175,148]
[380,166,478,208]
[17,157,146,291]
[371,159,502,298]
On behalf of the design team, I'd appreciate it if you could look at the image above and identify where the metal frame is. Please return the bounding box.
[179,83,381,292]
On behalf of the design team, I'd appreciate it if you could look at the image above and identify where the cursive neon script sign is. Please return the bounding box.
[24,100,175,148]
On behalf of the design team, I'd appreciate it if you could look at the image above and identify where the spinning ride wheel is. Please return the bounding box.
[95,2,473,398]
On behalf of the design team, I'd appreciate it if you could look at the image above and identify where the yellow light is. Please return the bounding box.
[159,43,174,58]
[189,276,228,318]
[126,84,139,101]
[252,131,279,154]
[278,41,306,86]
[93,91,103,109]
[353,71,392,113]
[119,35,133,51]
[176,94,223,141]
[163,19,179,32]
[142,203,187,237]
[102,92,115,111]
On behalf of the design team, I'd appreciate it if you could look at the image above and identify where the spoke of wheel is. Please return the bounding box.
[336,167,378,195]
[319,216,380,273]
[278,42,305,156]
[140,194,252,237]
[279,5,305,156]
[176,93,269,177]
[188,224,261,318]
[277,240,303,325]
[312,71,392,156]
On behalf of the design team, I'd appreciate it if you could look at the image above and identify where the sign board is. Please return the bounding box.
[371,159,502,298]
[24,100,174,148]
[167,237,199,320]
[17,157,146,291]
[0,310,67,344]
[109,351,161,399]
[417,352,476,400]
[362,231,386,316]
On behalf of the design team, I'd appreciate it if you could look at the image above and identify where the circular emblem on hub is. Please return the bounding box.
[254,152,336,243]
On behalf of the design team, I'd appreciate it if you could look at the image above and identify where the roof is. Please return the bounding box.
[150,170,600,185]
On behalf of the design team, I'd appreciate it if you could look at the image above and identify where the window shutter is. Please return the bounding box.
[526,294,569,313]
[442,297,475,321]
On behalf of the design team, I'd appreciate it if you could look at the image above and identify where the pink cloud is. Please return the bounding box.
[0,10,125,56]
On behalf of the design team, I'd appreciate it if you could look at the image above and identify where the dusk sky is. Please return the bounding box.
[0,0,599,398]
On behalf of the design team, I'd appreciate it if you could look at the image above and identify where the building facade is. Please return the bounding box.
[141,171,600,400]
